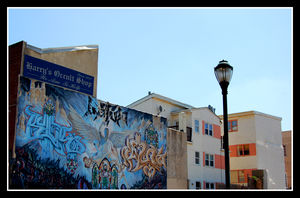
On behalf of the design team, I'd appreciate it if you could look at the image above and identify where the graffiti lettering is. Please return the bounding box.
[84,97,127,127]
[24,100,86,173]
[121,133,167,178]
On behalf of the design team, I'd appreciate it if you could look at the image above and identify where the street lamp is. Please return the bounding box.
[214,60,233,189]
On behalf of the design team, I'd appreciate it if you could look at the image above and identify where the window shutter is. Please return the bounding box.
[202,120,205,135]
[213,124,221,139]
[244,169,253,183]
[214,154,225,169]
[249,143,256,156]
[229,145,238,157]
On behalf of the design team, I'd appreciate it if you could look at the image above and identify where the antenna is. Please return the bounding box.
[208,105,216,113]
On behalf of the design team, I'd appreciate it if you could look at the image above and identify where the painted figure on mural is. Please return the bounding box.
[68,106,132,162]
[111,166,118,189]
[99,164,110,189]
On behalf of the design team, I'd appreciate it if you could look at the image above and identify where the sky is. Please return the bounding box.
[8,7,292,131]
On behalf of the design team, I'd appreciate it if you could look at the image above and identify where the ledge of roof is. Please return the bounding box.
[127,92,194,109]
[218,110,282,121]
[171,107,221,121]
[26,43,98,54]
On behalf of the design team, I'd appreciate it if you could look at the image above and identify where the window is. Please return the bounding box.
[238,170,245,183]
[196,181,201,189]
[205,182,215,189]
[228,120,238,132]
[205,153,214,167]
[230,170,238,183]
[237,144,250,156]
[195,152,200,165]
[210,154,214,167]
[231,120,238,131]
[204,123,213,136]
[230,170,248,183]
[209,124,213,136]
[195,120,199,133]
[283,145,287,156]
[187,127,192,142]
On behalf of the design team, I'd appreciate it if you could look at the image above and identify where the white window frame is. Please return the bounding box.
[195,151,200,165]
[205,153,214,167]
[195,119,199,133]
[204,122,213,136]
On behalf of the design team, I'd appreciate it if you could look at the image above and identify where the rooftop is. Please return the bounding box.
[127,92,195,109]
[26,43,98,54]
[218,110,282,121]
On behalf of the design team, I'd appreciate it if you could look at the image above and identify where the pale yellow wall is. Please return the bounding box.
[230,156,257,170]
[227,113,258,171]
[227,113,257,145]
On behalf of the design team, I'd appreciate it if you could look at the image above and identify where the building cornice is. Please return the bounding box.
[127,93,194,109]
[26,43,98,54]
[218,110,282,121]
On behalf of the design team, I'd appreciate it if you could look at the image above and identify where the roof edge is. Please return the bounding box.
[218,110,282,121]
[171,107,221,121]
[127,93,194,109]
[26,43,98,54]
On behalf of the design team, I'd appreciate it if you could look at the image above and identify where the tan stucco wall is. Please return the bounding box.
[167,128,188,189]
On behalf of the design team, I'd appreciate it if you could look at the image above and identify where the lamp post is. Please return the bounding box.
[214,60,233,189]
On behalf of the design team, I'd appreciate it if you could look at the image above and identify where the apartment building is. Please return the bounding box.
[127,92,225,189]
[219,111,286,189]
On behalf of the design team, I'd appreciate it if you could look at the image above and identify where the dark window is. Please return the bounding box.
[229,120,238,132]
[187,127,192,142]
[237,144,250,156]
[195,152,200,165]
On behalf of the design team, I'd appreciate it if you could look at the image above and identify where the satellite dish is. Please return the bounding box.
[157,105,163,115]
[159,105,163,112]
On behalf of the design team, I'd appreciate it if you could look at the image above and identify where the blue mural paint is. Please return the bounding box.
[12,76,167,189]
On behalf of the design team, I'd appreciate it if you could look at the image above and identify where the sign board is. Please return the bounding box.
[23,55,94,95]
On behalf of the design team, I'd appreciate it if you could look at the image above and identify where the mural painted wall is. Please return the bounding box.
[11,76,167,189]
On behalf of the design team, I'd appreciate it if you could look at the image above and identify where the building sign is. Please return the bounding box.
[23,55,94,95]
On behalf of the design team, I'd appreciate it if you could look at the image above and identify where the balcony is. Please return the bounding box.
[168,125,192,142]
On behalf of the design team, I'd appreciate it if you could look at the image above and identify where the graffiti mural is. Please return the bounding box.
[11,76,167,189]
